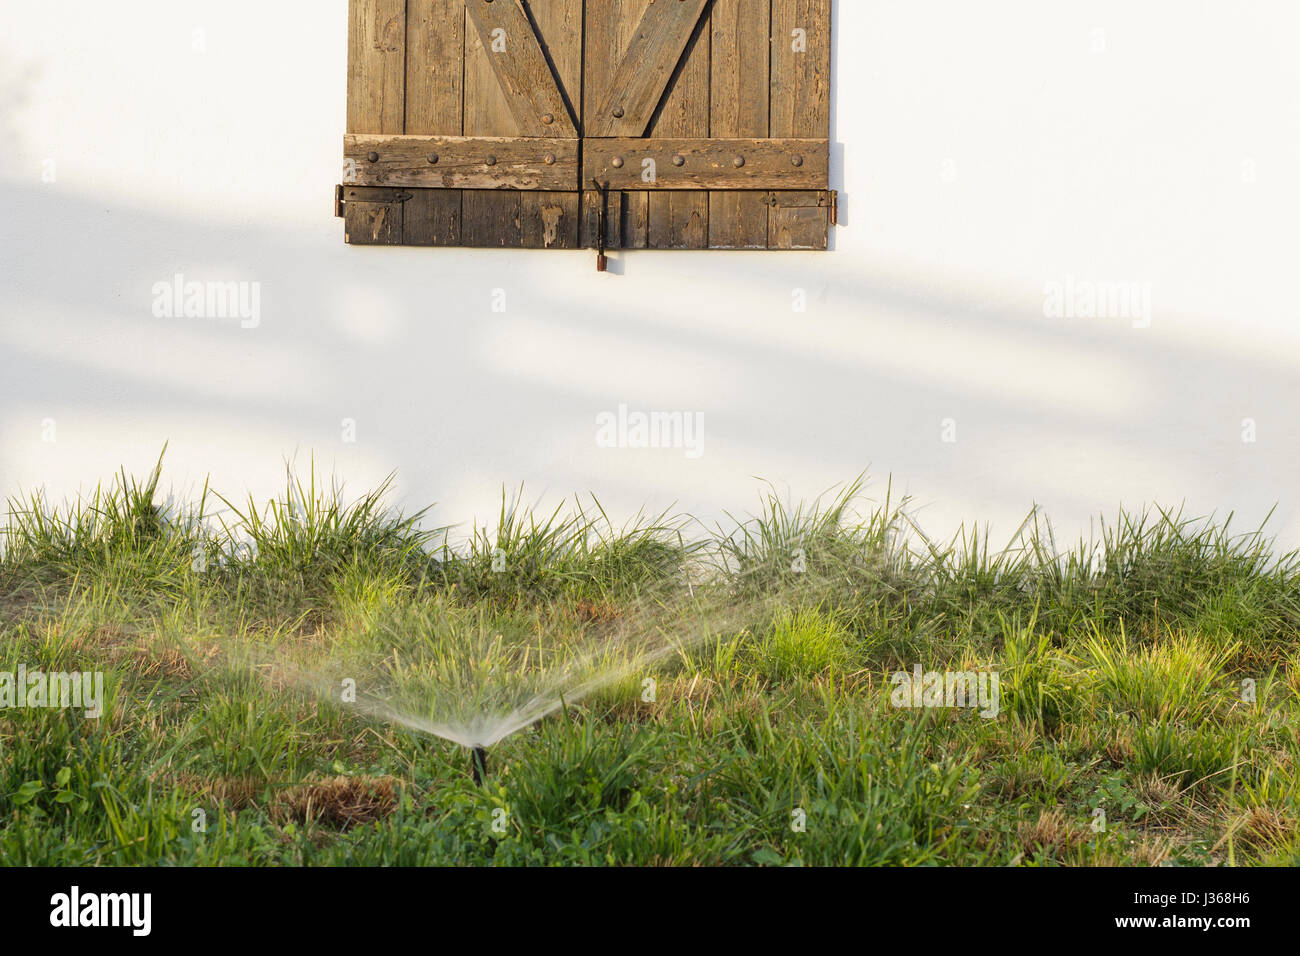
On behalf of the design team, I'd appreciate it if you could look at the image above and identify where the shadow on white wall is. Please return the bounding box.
[2,175,1296,548]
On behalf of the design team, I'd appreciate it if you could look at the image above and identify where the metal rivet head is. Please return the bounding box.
[791,155,804,167]
[672,155,685,167]
[485,155,497,166]
[427,153,440,164]
[733,156,746,168]
[544,153,556,165]
[612,156,625,169]
[366,152,379,163]
[542,113,554,125]
[612,107,625,118]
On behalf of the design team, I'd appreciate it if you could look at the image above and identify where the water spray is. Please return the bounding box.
[231,560,841,779]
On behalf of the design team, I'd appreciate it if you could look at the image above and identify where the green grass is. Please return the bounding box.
[0,456,1297,866]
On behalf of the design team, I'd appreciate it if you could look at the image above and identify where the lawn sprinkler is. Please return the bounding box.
[470,746,489,785]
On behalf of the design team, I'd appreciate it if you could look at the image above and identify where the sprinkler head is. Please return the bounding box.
[470,746,488,785]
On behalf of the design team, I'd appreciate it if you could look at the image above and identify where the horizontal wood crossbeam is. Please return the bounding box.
[341,186,833,249]
[345,134,580,190]
[584,138,829,190]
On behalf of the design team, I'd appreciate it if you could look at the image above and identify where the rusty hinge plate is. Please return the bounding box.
[338,186,414,208]
[763,190,839,225]
[763,190,833,209]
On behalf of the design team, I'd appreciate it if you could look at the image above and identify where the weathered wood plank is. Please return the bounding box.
[347,0,408,244]
[406,0,464,135]
[464,0,523,246]
[346,135,580,190]
[646,191,704,249]
[348,0,407,136]
[618,190,651,249]
[404,0,465,245]
[582,0,652,248]
[710,0,771,248]
[585,138,829,190]
[462,192,521,246]
[647,7,710,249]
[521,194,578,249]
[404,191,463,245]
[770,0,832,250]
[710,0,770,140]
[587,0,712,137]
[520,0,583,247]
[770,0,832,138]
[464,0,579,137]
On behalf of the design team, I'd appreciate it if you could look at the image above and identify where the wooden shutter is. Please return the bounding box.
[340,0,835,252]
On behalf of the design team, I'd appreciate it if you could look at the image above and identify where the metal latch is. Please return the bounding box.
[592,178,610,272]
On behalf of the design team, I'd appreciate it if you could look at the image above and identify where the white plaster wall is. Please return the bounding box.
[2,1,1298,548]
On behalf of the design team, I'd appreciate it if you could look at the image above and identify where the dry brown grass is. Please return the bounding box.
[1018,807,1083,858]
[172,772,271,810]
[1128,833,1176,866]
[1132,771,1185,822]
[1231,806,1293,854]
[274,775,399,829]
[571,599,622,625]
[1104,729,1134,765]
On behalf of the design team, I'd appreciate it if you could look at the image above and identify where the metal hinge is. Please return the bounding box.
[335,185,414,218]
[763,190,835,209]
[763,189,839,225]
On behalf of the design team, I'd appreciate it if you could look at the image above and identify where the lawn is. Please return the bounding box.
[0,457,1296,866]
